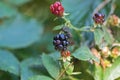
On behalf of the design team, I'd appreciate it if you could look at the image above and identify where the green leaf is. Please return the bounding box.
[88,65,103,80]
[0,2,17,18]
[104,57,120,80]
[0,16,43,49]
[103,27,114,45]
[94,65,103,80]
[3,0,31,5]
[115,0,120,17]
[62,0,110,49]
[0,50,19,76]
[110,27,120,42]
[94,28,104,45]
[21,57,48,80]
[49,52,61,61]
[29,75,53,80]
[89,57,120,80]
[42,54,60,79]
[62,0,110,26]
[63,61,74,75]
[53,25,63,31]
[72,46,99,62]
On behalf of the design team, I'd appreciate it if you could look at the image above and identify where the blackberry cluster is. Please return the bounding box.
[53,33,70,51]
[93,13,105,24]
[50,1,64,17]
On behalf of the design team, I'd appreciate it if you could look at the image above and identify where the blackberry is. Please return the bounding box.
[93,13,105,24]
[53,33,70,51]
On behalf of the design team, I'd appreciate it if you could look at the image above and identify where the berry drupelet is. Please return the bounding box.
[50,1,64,17]
[93,13,105,24]
[53,33,70,51]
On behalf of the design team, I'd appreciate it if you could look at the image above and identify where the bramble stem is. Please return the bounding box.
[92,0,111,15]
[62,17,91,32]
[55,62,73,80]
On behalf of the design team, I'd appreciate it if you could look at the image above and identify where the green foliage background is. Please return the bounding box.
[0,0,120,80]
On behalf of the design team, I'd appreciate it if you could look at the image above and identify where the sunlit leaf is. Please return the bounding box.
[88,65,103,80]
[104,57,120,80]
[72,46,99,62]
[94,65,103,80]
[63,61,74,75]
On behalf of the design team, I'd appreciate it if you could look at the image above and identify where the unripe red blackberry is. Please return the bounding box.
[50,1,64,17]
[93,13,105,24]
[53,33,70,51]
[61,50,71,58]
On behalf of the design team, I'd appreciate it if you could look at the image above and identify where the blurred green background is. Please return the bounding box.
[0,0,120,80]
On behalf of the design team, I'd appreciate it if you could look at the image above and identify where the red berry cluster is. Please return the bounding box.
[50,1,64,17]
[93,13,105,24]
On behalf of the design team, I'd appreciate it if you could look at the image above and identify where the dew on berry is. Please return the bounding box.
[62,41,67,46]
[56,40,61,45]
[59,34,66,40]
[66,41,69,46]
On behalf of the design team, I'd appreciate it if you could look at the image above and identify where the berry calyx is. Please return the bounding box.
[61,50,71,62]
[50,1,64,17]
[93,13,105,24]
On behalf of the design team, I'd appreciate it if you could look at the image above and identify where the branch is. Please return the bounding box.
[112,43,120,47]
[92,0,111,15]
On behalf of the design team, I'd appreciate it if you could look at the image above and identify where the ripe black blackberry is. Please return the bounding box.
[53,33,70,51]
